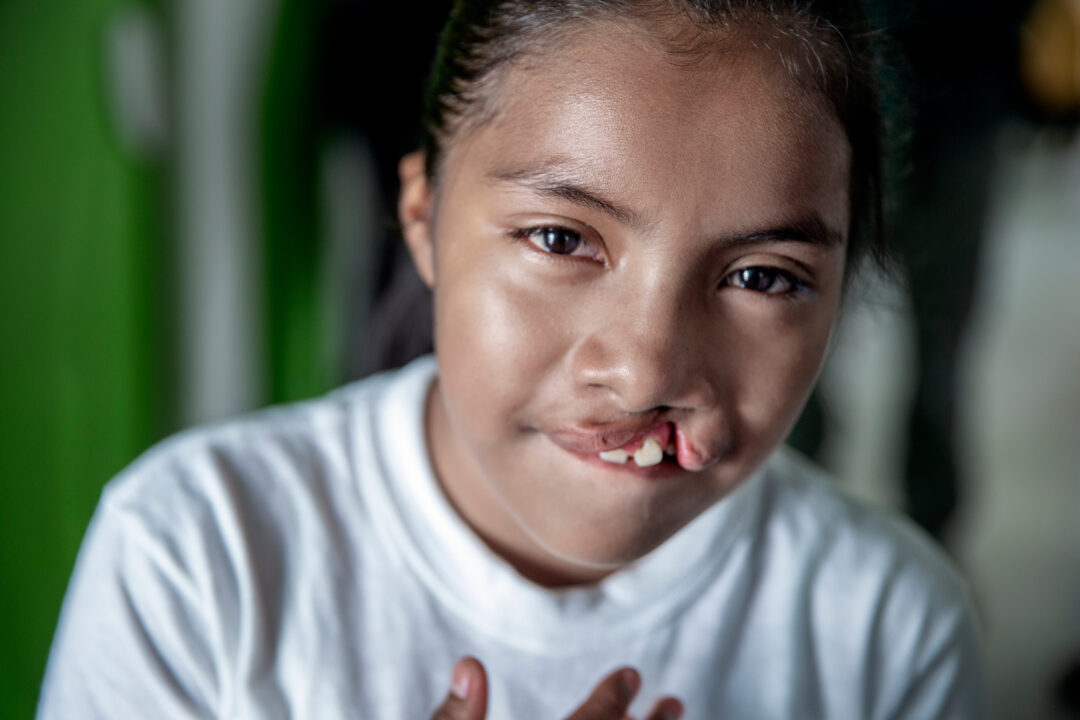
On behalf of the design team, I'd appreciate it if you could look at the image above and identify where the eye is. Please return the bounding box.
[513,226,599,259]
[723,266,804,295]
[530,227,581,254]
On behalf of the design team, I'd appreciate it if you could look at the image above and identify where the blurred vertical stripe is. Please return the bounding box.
[175,0,271,425]
[261,0,335,407]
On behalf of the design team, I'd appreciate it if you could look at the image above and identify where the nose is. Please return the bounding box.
[570,278,717,413]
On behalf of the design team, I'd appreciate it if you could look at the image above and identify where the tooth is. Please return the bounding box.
[633,438,663,467]
[666,442,676,456]
[599,448,629,464]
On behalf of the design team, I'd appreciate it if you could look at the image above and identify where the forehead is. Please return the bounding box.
[445,21,851,236]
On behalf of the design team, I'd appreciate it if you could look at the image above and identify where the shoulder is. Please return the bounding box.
[82,377,375,602]
[760,446,968,606]
[94,356,439,586]
[103,361,426,534]
[106,386,354,531]
[755,447,987,717]
[38,365,427,718]
[75,364,423,618]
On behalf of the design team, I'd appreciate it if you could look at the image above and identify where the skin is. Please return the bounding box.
[403,20,852,718]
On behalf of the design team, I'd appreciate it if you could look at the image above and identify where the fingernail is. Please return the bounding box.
[619,668,640,700]
[451,661,471,700]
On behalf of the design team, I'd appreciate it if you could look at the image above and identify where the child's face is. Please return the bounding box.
[402,24,850,584]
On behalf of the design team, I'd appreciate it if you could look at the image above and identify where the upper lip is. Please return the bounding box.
[544,414,667,454]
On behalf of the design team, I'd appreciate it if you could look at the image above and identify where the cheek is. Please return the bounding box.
[726,301,836,447]
[432,240,569,437]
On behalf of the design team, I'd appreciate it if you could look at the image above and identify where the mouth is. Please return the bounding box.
[545,419,703,473]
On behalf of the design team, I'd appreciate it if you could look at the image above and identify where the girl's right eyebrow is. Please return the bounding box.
[488,163,639,227]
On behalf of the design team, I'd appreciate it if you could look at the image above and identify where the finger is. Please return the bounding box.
[566,667,641,720]
[643,696,684,720]
[430,657,489,720]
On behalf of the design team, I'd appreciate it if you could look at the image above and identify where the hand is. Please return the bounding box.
[429,656,684,720]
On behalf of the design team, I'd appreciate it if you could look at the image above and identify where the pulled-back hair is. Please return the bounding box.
[420,0,888,270]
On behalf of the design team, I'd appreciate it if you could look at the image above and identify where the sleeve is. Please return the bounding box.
[885,589,989,720]
[36,484,227,720]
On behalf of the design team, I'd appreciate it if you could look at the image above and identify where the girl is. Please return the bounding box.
[38,1,986,718]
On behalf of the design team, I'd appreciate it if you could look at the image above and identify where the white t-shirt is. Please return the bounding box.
[37,356,986,719]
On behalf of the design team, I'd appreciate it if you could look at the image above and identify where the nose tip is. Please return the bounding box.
[571,314,715,412]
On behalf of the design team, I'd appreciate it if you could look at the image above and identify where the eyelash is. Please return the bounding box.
[511,225,812,298]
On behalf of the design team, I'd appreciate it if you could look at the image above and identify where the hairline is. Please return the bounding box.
[427,9,851,184]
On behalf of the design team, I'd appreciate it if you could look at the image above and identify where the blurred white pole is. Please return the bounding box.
[174,0,278,425]
[104,6,168,160]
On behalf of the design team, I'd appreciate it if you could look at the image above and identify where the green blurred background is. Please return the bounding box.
[1,2,161,716]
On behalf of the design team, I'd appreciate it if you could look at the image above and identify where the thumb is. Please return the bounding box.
[430,657,489,720]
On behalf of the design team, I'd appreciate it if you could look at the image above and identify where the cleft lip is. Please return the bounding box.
[547,416,725,472]
[673,424,723,472]
[545,416,671,455]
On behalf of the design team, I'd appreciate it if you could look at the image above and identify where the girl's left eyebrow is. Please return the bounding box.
[719,214,845,249]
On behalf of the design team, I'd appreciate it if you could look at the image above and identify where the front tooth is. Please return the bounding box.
[633,438,663,467]
[599,448,629,464]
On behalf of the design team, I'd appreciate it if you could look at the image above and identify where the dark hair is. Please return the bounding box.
[420,0,889,270]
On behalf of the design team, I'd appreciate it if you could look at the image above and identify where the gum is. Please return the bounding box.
[616,422,673,456]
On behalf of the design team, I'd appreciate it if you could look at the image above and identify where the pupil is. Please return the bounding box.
[542,228,579,254]
[741,268,774,291]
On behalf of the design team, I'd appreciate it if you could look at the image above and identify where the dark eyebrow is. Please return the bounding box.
[489,165,638,226]
[718,213,845,249]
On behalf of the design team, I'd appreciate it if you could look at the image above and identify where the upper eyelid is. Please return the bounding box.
[508,212,601,236]
[518,225,587,244]
[729,251,818,280]
[725,254,814,280]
